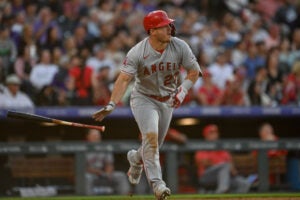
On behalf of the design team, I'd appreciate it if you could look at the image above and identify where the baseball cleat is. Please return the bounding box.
[154,185,171,200]
[127,150,143,184]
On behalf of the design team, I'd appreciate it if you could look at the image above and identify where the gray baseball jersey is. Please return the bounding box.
[121,37,201,96]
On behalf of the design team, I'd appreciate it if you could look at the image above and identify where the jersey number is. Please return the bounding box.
[164,71,180,86]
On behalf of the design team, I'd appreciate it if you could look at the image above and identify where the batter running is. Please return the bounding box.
[93,10,201,200]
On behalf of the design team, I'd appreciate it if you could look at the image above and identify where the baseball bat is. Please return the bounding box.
[6,111,105,132]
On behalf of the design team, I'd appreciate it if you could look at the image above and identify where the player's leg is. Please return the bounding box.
[127,94,149,185]
[130,93,166,192]
[152,103,173,198]
[127,149,143,184]
[157,103,173,147]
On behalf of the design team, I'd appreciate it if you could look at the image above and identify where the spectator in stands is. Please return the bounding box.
[29,49,58,90]
[231,40,248,68]
[73,25,93,51]
[68,54,93,105]
[85,8,101,39]
[265,24,280,50]
[39,26,62,52]
[224,17,242,48]
[253,0,283,23]
[0,74,34,108]
[79,0,98,17]
[60,36,78,65]
[196,69,223,106]
[197,51,210,71]
[86,47,115,81]
[256,41,268,62]
[278,37,291,75]
[24,2,38,24]
[287,28,300,68]
[14,45,36,98]
[10,10,26,44]
[208,50,234,89]
[16,24,37,61]
[105,37,126,74]
[1,2,14,28]
[92,65,111,106]
[85,129,130,195]
[0,24,17,81]
[243,43,265,80]
[266,47,284,106]
[52,47,64,67]
[221,76,246,106]
[56,1,78,39]
[274,0,299,35]
[35,85,61,106]
[14,45,35,82]
[195,124,251,194]
[247,67,270,106]
[281,61,300,105]
[250,19,269,44]
[234,66,248,93]
[96,0,115,24]
[33,7,57,46]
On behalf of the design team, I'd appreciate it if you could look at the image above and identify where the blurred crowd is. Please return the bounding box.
[0,0,300,108]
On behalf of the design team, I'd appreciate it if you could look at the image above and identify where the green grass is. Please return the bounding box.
[4,193,300,200]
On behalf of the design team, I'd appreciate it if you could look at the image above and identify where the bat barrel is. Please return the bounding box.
[7,111,52,123]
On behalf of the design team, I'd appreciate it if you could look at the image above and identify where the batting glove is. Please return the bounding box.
[170,86,188,108]
[92,101,115,122]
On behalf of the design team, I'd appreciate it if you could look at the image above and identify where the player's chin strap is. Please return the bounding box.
[169,79,193,108]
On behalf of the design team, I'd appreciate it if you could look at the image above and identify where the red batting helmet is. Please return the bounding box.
[143,10,174,32]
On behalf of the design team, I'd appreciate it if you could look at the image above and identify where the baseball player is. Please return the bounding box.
[93,10,201,200]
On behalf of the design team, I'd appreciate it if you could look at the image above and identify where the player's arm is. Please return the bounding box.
[92,72,133,122]
[171,68,200,108]
[110,72,133,104]
[170,39,202,108]
[185,68,200,83]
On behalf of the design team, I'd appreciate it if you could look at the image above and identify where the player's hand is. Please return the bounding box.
[169,86,187,108]
[92,101,115,122]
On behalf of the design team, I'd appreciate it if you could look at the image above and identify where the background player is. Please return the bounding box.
[93,10,201,200]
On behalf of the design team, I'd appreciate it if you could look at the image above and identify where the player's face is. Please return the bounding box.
[152,24,172,43]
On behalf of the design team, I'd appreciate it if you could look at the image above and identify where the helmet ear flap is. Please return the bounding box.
[170,23,176,36]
